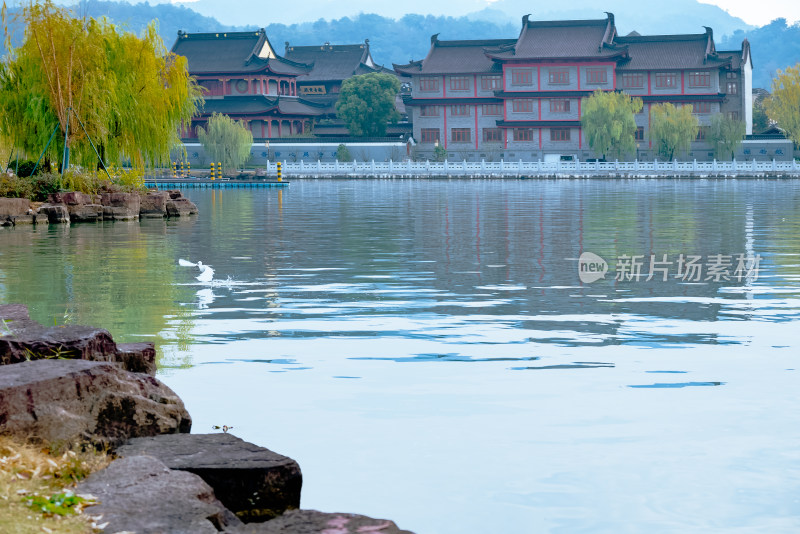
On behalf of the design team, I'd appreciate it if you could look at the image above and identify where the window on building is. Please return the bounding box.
[688,71,710,87]
[512,99,534,113]
[420,105,439,117]
[634,126,645,141]
[586,68,607,84]
[451,105,470,116]
[511,69,533,86]
[482,104,503,116]
[695,127,707,141]
[692,102,711,114]
[621,73,644,88]
[654,72,678,88]
[550,128,571,141]
[727,111,740,121]
[727,72,738,79]
[548,69,570,84]
[483,128,503,142]
[550,99,570,113]
[513,128,534,142]
[726,81,738,94]
[420,128,440,143]
[481,75,502,91]
[449,76,470,91]
[419,77,439,92]
[451,128,471,143]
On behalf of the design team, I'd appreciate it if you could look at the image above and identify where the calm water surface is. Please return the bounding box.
[1,179,799,533]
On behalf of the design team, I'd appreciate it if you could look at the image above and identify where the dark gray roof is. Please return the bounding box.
[284,42,382,82]
[487,15,622,61]
[172,30,310,76]
[395,38,515,75]
[199,95,325,117]
[616,31,727,71]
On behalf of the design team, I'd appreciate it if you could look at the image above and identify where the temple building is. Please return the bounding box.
[394,13,753,160]
[171,29,327,139]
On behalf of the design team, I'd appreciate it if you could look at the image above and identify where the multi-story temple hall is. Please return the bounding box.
[394,13,752,161]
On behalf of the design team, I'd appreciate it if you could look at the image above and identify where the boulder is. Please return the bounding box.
[68,203,104,222]
[0,304,156,375]
[167,197,199,217]
[117,433,302,523]
[77,455,241,534]
[38,203,70,223]
[140,191,171,218]
[49,191,92,205]
[0,197,30,217]
[115,342,157,376]
[101,192,140,220]
[239,510,415,534]
[0,359,191,448]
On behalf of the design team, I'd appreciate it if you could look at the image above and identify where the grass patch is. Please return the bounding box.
[0,437,111,533]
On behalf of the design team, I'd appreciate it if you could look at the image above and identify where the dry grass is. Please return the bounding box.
[0,437,111,534]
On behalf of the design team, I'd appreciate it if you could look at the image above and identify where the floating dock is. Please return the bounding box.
[145,180,289,189]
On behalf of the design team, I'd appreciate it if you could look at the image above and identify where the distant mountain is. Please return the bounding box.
[720,18,800,89]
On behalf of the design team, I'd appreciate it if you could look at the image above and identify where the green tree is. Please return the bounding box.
[580,89,643,160]
[708,114,746,159]
[752,96,771,133]
[0,1,201,170]
[765,63,800,145]
[335,72,400,137]
[649,103,699,160]
[197,112,253,173]
[336,143,352,162]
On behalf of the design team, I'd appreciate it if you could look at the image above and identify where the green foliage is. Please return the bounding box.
[336,72,400,137]
[765,63,800,146]
[0,1,202,171]
[433,144,447,162]
[752,98,770,134]
[649,103,699,160]
[336,143,352,162]
[580,90,643,160]
[197,112,253,173]
[26,490,91,516]
[708,114,746,159]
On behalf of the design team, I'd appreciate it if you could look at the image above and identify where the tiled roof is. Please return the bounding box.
[395,38,516,75]
[616,32,727,71]
[489,15,623,60]
[285,42,381,82]
[171,30,311,76]
[403,96,501,106]
[198,96,326,117]
[496,120,582,128]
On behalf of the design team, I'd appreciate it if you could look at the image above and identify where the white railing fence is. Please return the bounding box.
[262,158,800,177]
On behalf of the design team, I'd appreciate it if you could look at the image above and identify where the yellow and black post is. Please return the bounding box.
[187,161,191,178]
[172,161,177,179]
[180,160,185,178]
[218,162,222,180]
[210,162,215,180]
[276,162,282,182]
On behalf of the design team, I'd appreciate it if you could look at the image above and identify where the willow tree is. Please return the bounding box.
[581,89,643,160]
[197,113,253,173]
[649,103,699,160]
[0,0,202,170]
[765,64,800,145]
[708,114,745,160]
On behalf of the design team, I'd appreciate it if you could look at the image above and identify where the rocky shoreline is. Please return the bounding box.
[1,189,198,226]
[0,304,413,533]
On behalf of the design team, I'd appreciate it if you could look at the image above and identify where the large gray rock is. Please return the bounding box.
[167,197,199,217]
[68,203,104,222]
[48,192,92,206]
[0,197,30,217]
[140,191,170,218]
[117,433,302,523]
[101,192,140,220]
[240,510,415,534]
[77,455,241,534]
[39,203,70,223]
[0,359,191,448]
[0,304,154,375]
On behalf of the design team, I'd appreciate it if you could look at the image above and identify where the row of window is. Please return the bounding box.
[420,72,738,93]
[420,128,573,143]
[419,100,572,116]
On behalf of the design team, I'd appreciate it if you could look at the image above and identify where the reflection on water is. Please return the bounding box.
[1,179,799,533]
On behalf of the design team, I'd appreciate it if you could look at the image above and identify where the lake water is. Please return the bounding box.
[1,179,799,533]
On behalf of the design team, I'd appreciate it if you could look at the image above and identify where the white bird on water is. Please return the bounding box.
[178,259,214,283]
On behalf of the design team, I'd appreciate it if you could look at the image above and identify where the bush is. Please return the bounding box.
[336,144,352,162]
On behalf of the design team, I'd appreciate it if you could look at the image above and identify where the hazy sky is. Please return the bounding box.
[168,0,800,27]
